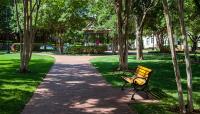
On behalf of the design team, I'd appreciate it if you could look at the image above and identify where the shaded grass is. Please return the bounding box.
[90,54,200,113]
[129,103,173,114]
[0,53,54,114]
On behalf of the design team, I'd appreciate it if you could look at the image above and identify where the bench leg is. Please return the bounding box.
[131,89,138,100]
[144,87,150,99]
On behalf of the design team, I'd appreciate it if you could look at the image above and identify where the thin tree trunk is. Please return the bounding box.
[112,36,118,54]
[14,0,23,64]
[156,33,165,52]
[177,0,193,112]
[30,0,41,61]
[191,38,197,52]
[28,0,33,63]
[59,37,64,54]
[162,0,186,113]
[20,0,28,72]
[135,15,144,60]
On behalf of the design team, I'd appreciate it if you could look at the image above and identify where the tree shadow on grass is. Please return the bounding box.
[91,56,200,110]
[0,58,54,114]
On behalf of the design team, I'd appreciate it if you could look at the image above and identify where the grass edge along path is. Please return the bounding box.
[90,55,200,114]
[0,53,55,114]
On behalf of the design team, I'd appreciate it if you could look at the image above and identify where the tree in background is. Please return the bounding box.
[36,0,90,54]
[185,0,200,53]
[89,0,117,53]
[144,1,168,52]
[0,1,12,34]
[132,0,157,60]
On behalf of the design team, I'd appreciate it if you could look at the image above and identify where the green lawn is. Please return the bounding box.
[0,53,54,114]
[90,54,200,114]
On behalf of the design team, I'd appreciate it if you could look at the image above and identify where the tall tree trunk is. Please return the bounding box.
[177,0,193,112]
[20,0,34,73]
[20,0,28,72]
[115,0,131,70]
[135,15,144,60]
[162,0,186,113]
[122,0,130,70]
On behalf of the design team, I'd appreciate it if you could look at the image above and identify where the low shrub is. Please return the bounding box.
[67,45,107,54]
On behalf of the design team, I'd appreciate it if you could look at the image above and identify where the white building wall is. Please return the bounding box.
[132,35,200,49]
[143,36,157,49]
[198,41,200,48]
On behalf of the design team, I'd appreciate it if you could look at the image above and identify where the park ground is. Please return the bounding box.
[0,52,200,114]
[91,54,200,114]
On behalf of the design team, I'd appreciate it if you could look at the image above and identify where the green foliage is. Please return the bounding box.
[0,53,54,114]
[36,0,90,41]
[144,1,165,33]
[185,0,200,36]
[67,45,107,54]
[88,0,116,37]
[0,1,13,33]
[0,0,200,46]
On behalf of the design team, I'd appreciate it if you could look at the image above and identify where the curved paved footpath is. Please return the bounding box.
[22,55,132,114]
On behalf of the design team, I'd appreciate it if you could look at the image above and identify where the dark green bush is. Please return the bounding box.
[67,45,107,54]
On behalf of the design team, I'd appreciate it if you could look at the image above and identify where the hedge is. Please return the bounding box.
[67,45,107,54]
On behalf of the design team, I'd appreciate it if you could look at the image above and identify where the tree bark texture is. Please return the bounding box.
[188,35,200,53]
[162,0,186,113]
[20,0,39,73]
[115,0,131,70]
[155,32,165,52]
[111,35,118,54]
[177,0,193,112]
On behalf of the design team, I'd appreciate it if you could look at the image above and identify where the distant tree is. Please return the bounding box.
[144,1,168,52]
[131,0,157,60]
[185,0,200,53]
[36,0,90,54]
[188,33,200,52]
[0,1,12,34]
[88,0,117,54]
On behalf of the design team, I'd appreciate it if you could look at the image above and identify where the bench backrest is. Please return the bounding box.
[135,65,152,79]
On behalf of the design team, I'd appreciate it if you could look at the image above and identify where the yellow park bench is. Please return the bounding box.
[121,65,153,100]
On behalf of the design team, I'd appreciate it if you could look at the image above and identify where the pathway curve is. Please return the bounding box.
[21,55,132,114]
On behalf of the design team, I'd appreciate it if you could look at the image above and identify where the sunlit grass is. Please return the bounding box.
[0,53,54,114]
